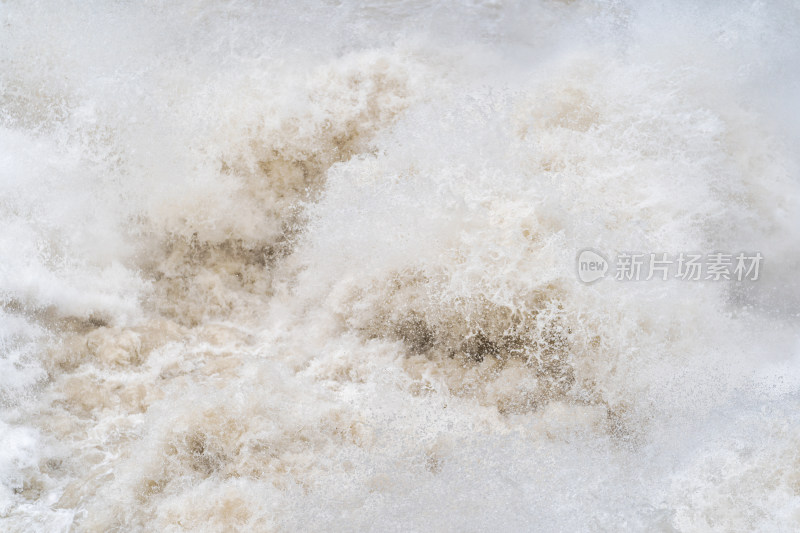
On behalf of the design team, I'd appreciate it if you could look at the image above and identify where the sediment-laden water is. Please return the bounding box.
[2,1,800,531]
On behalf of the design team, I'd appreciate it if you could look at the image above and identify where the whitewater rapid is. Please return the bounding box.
[1,1,800,531]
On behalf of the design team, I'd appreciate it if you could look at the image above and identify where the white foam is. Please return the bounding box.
[1,0,799,530]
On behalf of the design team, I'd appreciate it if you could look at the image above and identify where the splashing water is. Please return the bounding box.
[2,1,800,531]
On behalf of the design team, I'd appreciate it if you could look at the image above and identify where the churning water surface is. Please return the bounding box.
[1,1,800,531]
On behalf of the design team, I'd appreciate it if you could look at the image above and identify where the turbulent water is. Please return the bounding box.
[1,1,800,531]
